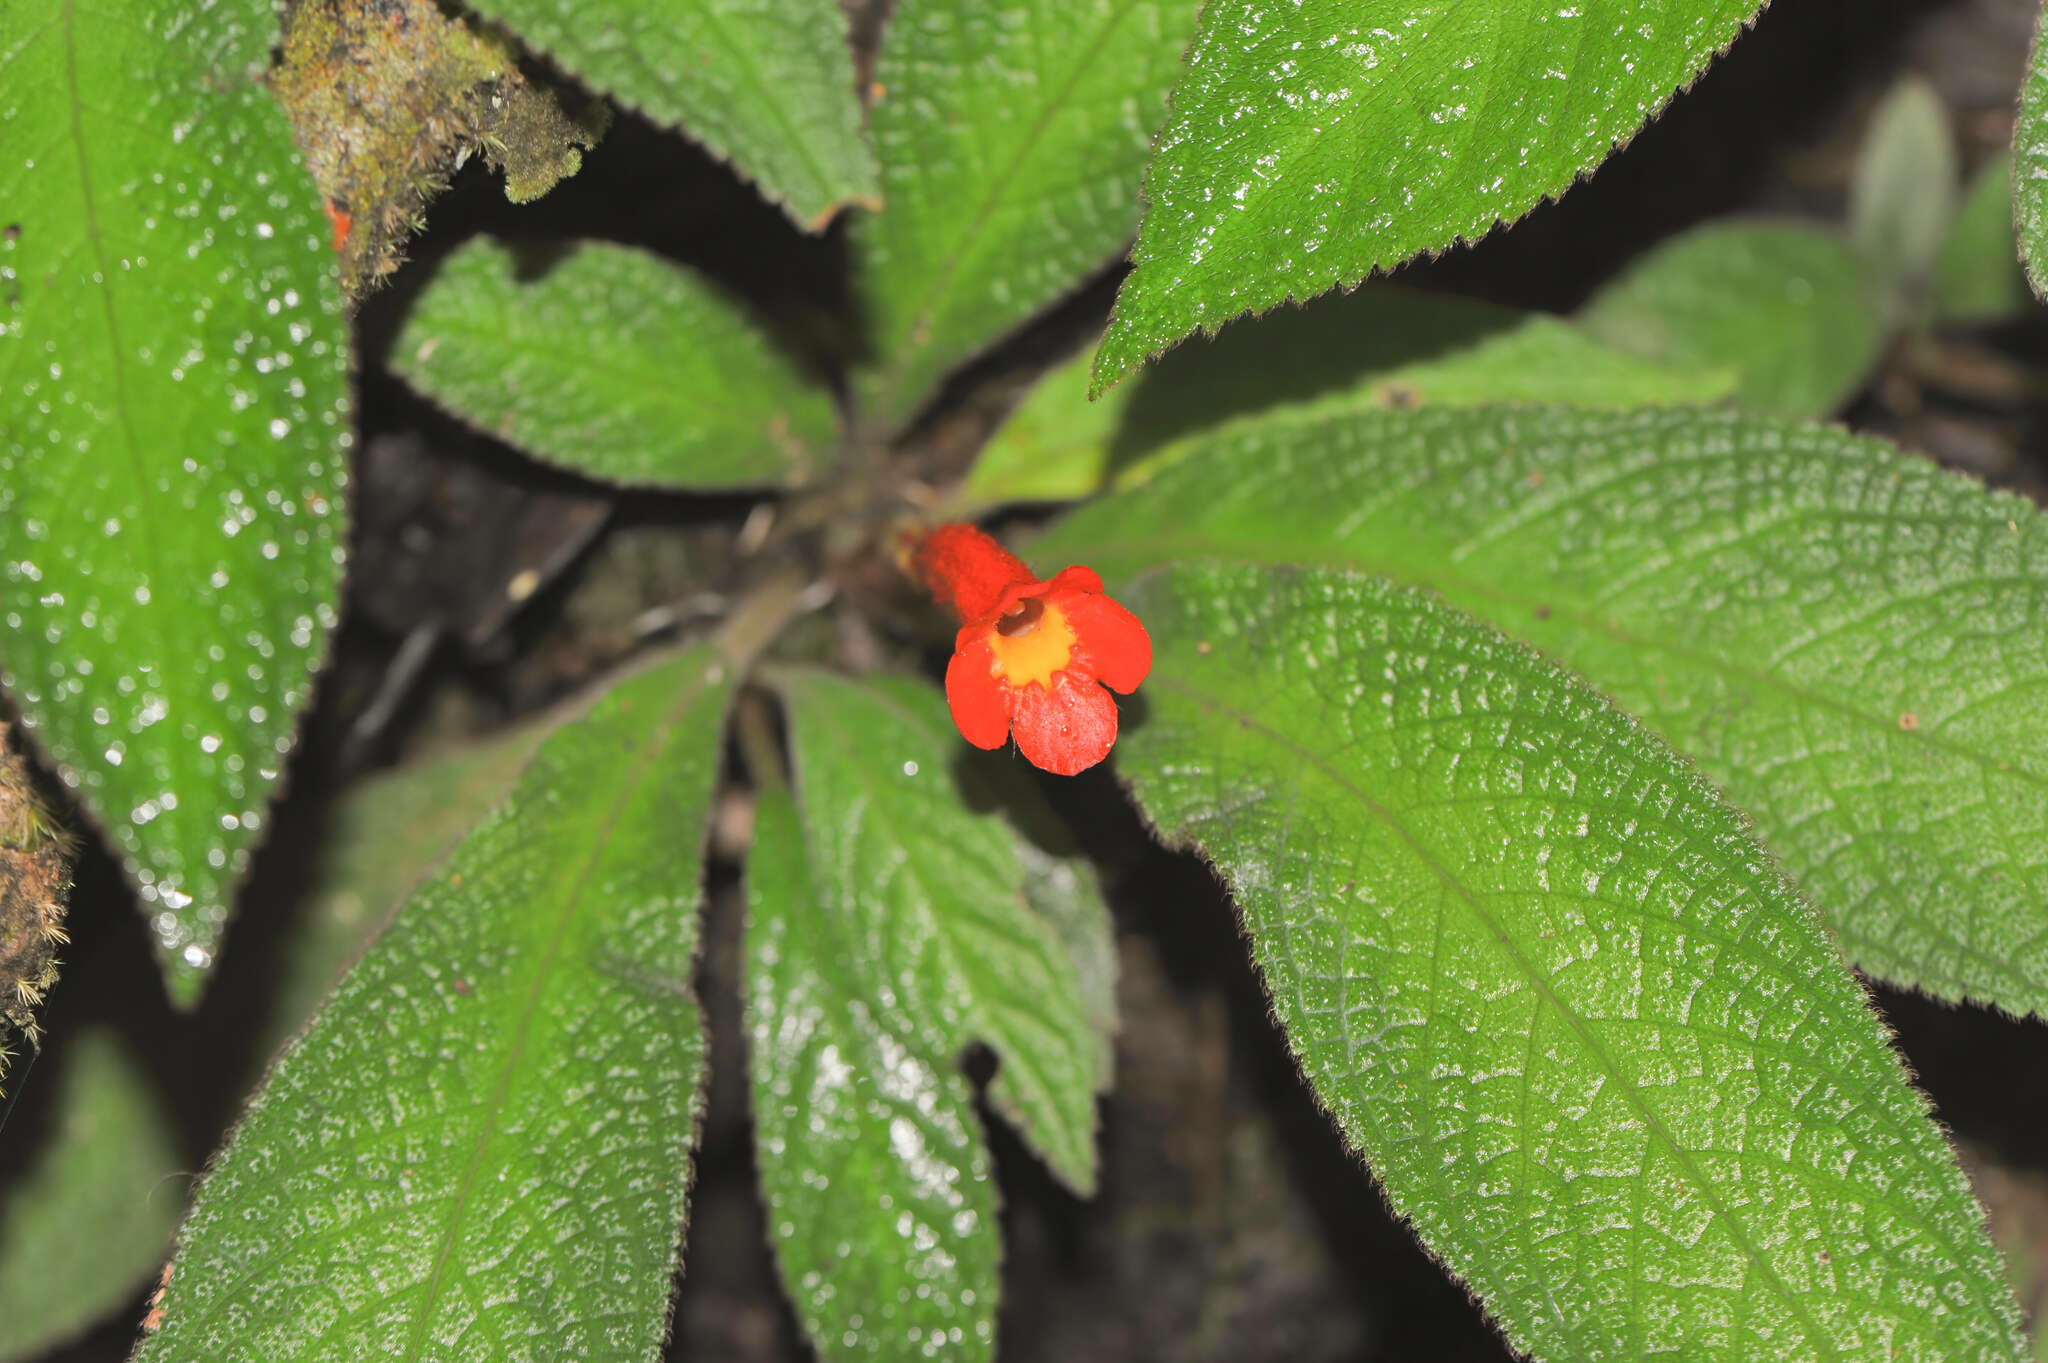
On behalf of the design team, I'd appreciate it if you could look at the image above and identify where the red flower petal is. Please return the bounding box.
[945,628,1013,749]
[1010,674,1118,776]
[1061,590,1152,694]
[1044,564,1104,596]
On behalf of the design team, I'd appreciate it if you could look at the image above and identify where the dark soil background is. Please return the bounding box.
[14,0,2048,1358]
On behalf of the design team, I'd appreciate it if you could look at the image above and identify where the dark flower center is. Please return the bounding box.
[996,597,1045,638]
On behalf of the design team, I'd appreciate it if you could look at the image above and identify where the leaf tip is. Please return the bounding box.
[158,951,213,1012]
[804,191,883,234]
[1087,333,1139,401]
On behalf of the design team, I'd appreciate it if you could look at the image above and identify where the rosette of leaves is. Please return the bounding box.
[11,0,2048,1360]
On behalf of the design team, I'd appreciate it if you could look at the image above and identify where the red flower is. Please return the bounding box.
[913,523,1151,776]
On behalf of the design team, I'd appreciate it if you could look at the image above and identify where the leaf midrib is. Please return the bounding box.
[876,0,1152,418]
[401,662,717,1361]
[789,675,1083,1133]
[58,0,194,920]
[1152,664,1975,1360]
[796,680,1040,998]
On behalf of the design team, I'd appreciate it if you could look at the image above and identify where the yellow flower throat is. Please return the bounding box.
[988,597,1076,690]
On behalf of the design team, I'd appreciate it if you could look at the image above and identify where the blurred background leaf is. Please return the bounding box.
[1576,219,1889,416]
[1936,152,2033,324]
[960,287,1734,513]
[1849,75,1959,305]
[0,1029,182,1363]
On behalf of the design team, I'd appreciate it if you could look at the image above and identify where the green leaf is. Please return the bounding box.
[135,646,734,1361]
[461,0,876,229]
[2015,3,2048,301]
[1091,0,1766,393]
[0,1028,183,1362]
[1010,833,1118,1092]
[1849,75,1959,296]
[1936,153,2032,324]
[1576,219,1889,417]
[0,0,351,1002]
[1036,405,2048,1022]
[749,670,1108,1361]
[258,720,554,1063]
[856,0,1198,429]
[392,239,833,489]
[959,286,1735,511]
[1117,560,2025,1361]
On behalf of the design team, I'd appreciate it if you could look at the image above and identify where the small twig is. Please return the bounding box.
[340,620,443,772]
[736,503,777,556]
[630,591,729,641]
[709,562,824,672]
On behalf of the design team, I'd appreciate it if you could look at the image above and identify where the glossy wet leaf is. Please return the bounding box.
[392,239,833,489]
[1091,0,1765,392]
[2015,3,2048,301]
[1038,405,2048,1022]
[1936,153,2032,323]
[1848,76,1958,295]
[1118,561,2025,1361]
[960,287,1734,511]
[0,0,351,1002]
[1577,219,1888,417]
[462,0,876,228]
[856,0,1198,429]
[258,719,553,1064]
[0,1029,183,1362]
[134,646,733,1361]
[749,670,1108,1360]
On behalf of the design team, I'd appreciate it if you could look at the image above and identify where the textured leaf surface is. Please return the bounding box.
[258,720,553,1064]
[1116,561,2024,1361]
[856,0,1198,428]
[0,1029,182,1362]
[0,0,351,1001]
[750,670,1109,1360]
[2016,3,2048,301]
[1577,219,1888,417]
[462,0,875,227]
[1936,153,2032,323]
[1037,405,2048,1021]
[1848,76,1958,295]
[135,647,733,1361]
[392,239,833,489]
[960,287,1733,511]
[1010,834,1118,1090]
[1092,0,1765,391]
